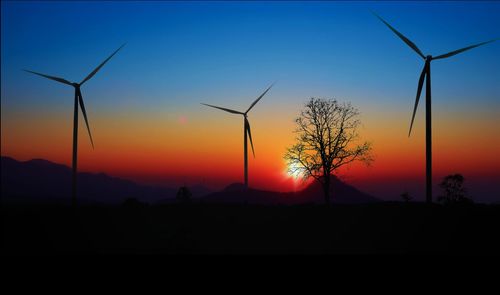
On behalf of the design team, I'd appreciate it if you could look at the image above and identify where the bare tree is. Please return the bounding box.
[438,174,472,205]
[284,98,373,204]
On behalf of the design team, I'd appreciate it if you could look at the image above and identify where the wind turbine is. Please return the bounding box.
[25,44,125,207]
[201,83,275,188]
[373,12,496,203]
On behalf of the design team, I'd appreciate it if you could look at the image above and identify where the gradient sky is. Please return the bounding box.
[2,1,499,202]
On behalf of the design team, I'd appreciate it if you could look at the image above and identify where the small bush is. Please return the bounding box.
[438,174,473,205]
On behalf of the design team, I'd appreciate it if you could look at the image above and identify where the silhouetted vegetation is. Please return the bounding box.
[177,186,192,203]
[438,174,472,205]
[284,98,373,204]
[401,192,412,203]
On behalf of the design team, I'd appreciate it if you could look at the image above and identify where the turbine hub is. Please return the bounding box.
[72,82,80,88]
[426,55,433,61]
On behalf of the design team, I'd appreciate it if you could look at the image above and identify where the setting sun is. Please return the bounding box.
[286,160,305,180]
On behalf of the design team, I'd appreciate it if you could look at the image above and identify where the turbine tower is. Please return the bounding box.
[374,12,496,203]
[201,83,274,188]
[25,44,125,207]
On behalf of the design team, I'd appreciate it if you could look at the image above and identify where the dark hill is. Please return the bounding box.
[1,156,177,204]
[203,176,379,205]
[298,175,379,204]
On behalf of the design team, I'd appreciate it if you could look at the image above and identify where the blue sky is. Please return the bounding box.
[2,1,499,113]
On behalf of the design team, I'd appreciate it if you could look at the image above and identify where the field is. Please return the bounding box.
[3,201,500,254]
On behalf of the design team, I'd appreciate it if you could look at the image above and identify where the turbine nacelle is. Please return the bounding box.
[426,55,433,61]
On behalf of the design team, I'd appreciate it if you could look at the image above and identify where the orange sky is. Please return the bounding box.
[3,94,499,201]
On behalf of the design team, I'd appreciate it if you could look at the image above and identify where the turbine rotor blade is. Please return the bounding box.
[23,69,72,86]
[80,43,126,85]
[245,118,255,158]
[433,39,497,60]
[246,82,275,114]
[409,63,428,137]
[77,89,95,149]
[200,103,244,115]
[372,12,426,59]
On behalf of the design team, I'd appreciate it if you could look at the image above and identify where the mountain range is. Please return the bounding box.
[1,156,379,205]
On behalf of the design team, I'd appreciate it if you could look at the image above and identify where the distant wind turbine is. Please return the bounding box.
[373,12,497,203]
[201,83,275,188]
[24,44,125,207]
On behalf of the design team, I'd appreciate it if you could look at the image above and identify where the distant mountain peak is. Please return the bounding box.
[204,175,379,205]
[300,174,378,203]
[2,156,377,205]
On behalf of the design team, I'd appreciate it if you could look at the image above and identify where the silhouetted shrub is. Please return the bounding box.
[438,174,473,205]
[177,186,192,203]
[401,192,412,203]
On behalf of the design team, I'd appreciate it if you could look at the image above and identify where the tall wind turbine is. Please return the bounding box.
[25,44,125,207]
[373,12,496,203]
[201,83,275,188]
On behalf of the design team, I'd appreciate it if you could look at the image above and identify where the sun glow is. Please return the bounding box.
[286,160,305,180]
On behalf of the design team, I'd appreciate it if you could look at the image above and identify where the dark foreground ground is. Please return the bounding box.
[2,202,500,254]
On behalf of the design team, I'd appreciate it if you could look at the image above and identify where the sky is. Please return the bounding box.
[1,1,499,202]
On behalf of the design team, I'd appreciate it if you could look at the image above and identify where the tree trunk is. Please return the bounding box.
[323,174,331,205]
